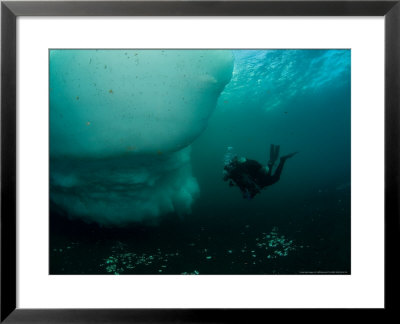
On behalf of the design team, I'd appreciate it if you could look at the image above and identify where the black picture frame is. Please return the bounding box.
[1,0,399,322]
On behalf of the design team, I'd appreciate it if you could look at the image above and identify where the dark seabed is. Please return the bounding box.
[50,49,350,275]
[50,188,350,275]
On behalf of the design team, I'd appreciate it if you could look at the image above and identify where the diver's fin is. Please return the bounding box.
[269,144,274,161]
[274,145,280,160]
[269,144,280,165]
[280,152,299,161]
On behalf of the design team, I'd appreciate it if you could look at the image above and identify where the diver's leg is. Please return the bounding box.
[274,145,280,161]
[268,144,280,168]
[269,145,274,164]
[271,159,285,183]
[268,144,280,176]
[267,145,274,175]
[271,152,298,183]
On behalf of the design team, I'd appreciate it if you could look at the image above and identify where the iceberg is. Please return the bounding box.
[50,49,234,226]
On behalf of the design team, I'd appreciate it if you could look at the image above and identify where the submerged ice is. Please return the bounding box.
[50,50,234,225]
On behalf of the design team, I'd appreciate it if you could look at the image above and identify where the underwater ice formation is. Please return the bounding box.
[50,50,234,226]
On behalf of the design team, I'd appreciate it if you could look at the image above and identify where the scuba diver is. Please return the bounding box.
[223,144,298,199]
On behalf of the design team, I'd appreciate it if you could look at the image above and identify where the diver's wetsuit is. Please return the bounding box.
[224,158,264,198]
[223,145,297,199]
